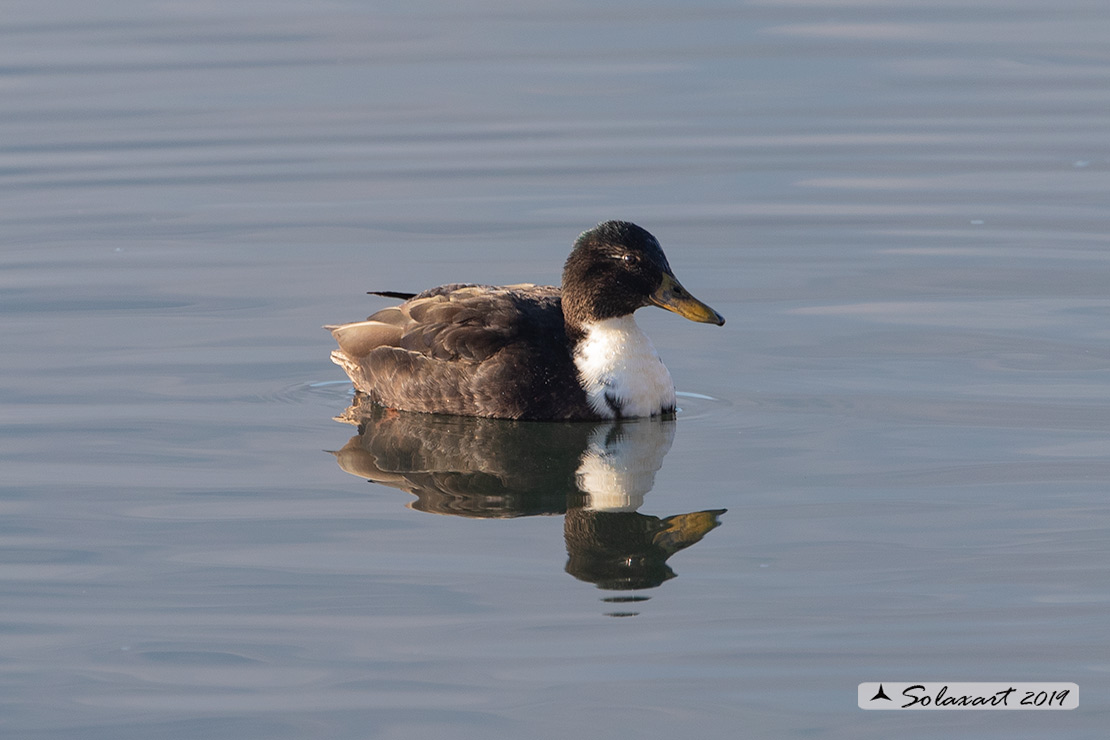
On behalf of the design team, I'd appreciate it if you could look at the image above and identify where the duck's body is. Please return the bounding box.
[331,283,595,420]
[328,221,724,421]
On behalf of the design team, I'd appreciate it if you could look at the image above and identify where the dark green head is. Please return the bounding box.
[561,221,725,328]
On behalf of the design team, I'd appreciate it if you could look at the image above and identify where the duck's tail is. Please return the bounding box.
[367,290,417,300]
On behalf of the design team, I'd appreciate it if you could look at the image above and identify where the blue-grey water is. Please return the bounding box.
[2,1,1108,738]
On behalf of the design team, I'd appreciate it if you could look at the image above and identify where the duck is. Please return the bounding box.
[327,220,724,421]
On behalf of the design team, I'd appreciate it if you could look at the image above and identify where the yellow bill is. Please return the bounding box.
[648,273,725,326]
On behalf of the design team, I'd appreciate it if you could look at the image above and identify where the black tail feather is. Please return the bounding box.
[367,290,418,300]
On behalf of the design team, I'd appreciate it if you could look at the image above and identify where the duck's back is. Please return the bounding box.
[328,284,597,420]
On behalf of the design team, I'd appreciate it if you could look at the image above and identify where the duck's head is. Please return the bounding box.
[561,221,725,328]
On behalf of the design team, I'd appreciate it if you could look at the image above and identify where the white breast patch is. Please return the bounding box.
[573,316,676,419]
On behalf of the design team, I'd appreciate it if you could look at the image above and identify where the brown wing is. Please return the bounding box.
[328,284,595,420]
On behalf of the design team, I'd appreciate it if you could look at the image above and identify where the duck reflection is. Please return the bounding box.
[331,395,724,604]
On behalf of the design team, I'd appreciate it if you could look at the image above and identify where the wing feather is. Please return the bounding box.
[329,284,592,419]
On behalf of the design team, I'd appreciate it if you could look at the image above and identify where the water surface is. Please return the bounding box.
[2,1,1109,738]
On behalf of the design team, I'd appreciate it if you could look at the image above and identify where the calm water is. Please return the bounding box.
[2,1,1109,737]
